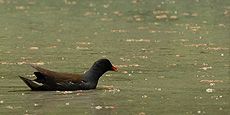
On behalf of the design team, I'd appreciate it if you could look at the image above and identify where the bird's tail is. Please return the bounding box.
[19,76,43,90]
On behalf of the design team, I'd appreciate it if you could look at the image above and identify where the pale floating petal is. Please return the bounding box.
[141,95,148,98]
[0,100,3,104]
[111,29,127,33]
[29,47,39,50]
[200,66,212,70]
[104,106,115,109]
[200,80,223,83]
[139,112,146,115]
[95,106,103,110]
[206,88,214,93]
[34,103,39,107]
[126,39,150,42]
[31,62,45,65]
[6,105,14,109]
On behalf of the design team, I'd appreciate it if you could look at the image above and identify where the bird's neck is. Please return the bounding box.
[83,68,105,82]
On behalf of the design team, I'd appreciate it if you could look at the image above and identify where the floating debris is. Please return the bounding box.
[103,4,109,8]
[133,15,143,21]
[47,45,57,49]
[64,0,77,5]
[108,88,121,93]
[100,17,113,21]
[111,29,127,33]
[31,62,45,65]
[149,30,157,33]
[114,63,140,68]
[17,61,27,65]
[205,47,229,51]
[155,88,162,91]
[132,0,141,4]
[141,95,148,98]
[156,14,168,20]
[191,13,198,17]
[4,51,11,54]
[174,54,180,58]
[122,71,128,74]
[218,23,226,27]
[76,46,89,50]
[200,80,223,83]
[137,26,149,30]
[75,42,91,45]
[182,12,198,17]
[17,36,23,39]
[16,6,26,10]
[113,11,123,16]
[120,57,130,61]
[84,11,96,16]
[101,85,114,90]
[200,66,212,70]
[104,106,115,109]
[100,85,121,93]
[129,64,140,67]
[76,93,85,96]
[139,112,146,115]
[65,102,70,106]
[57,91,73,94]
[126,39,150,42]
[169,15,178,20]
[153,10,169,15]
[0,61,44,65]
[105,74,112,77]
[133,55,148,59]
[116,64,128,68]
[211,95,223,100]
[209,83,215,86]
[206,88,214,93]
[194,96,203,99]
[6,105,14,109]
[29,47,39,50]
[158,76,165,79]
[56,39,61,42]
[164,30,177,34]
[95,106,103,110]
[94,105,115,110]
[219,107,223,110]
[136,70,142,74]
[34,103,39,107]
[0,62,13,65]
[184,43,208,47]
[0,100,3,104]
[187,24,201,32]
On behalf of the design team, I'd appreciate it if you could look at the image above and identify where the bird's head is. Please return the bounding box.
[92,59,118,72]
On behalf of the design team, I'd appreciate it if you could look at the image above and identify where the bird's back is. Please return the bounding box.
[31,65,83,83]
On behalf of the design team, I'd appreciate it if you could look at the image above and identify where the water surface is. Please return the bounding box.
[0,0,229,115]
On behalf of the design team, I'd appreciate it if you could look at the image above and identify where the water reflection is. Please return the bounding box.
[2,86,122,115]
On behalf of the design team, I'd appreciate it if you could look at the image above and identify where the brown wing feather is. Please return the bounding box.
[30,65,83,83]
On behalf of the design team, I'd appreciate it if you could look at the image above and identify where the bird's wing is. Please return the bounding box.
[55,81,89,91]
[30,65,83,83]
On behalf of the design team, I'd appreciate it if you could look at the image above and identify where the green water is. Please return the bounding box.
[0,0,229,115]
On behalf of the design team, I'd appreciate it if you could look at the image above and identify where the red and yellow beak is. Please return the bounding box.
[111,66,118,71]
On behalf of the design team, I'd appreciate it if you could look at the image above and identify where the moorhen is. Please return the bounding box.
[19,59,118,91]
